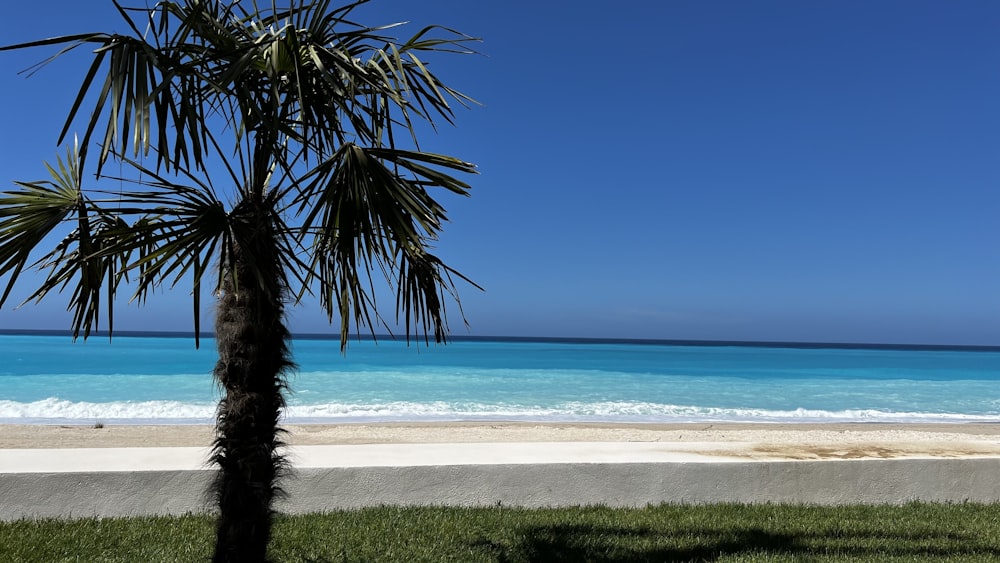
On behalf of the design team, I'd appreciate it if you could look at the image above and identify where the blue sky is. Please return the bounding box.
[1,1,998,345]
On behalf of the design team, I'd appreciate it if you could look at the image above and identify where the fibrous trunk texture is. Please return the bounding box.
[210,207,293,563]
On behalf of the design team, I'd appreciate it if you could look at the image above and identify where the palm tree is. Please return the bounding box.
[0,1,478,561]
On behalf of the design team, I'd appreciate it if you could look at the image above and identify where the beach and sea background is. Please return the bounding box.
[2,331,998,427]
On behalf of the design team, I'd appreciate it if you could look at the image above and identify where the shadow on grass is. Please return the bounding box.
[470,523,1000,562]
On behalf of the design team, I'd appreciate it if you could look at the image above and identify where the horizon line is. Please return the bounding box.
[0,328,997,352]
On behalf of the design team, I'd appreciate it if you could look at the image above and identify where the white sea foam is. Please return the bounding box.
[1,398,995,425]
[284,401,1000,423]
[0,398,216,423]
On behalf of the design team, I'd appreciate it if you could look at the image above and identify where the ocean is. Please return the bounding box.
[1,332,998,425]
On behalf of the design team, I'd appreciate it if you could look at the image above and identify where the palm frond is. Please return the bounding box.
[27,212,132,340]
[0,144,83,308]
[97,157,231,348]
[292,142,476,348]
[397,246,478,345]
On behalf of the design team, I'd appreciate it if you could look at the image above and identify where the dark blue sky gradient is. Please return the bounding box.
[1,1,998,345]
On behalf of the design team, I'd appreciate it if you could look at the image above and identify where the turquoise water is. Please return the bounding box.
[1,333,999,424]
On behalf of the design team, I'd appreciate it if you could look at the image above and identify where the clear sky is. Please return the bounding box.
[1,1,998,345]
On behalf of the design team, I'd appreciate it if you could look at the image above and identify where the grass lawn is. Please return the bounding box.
[2,502,999,562]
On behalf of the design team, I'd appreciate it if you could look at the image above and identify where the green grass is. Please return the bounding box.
[2,503,1000,562]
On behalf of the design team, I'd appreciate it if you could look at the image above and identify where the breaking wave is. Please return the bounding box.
[1,397,995,425]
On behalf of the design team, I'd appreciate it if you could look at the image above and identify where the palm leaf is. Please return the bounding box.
[0,144,83,308]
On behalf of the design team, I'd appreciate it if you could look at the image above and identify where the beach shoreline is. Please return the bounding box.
[2,421,999,460]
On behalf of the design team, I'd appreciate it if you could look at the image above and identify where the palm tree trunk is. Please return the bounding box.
[210,208,293,563]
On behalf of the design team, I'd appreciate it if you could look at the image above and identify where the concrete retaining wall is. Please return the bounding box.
[4,458,1000,521]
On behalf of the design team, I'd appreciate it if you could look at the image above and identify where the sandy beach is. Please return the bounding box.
[3,422,999,461]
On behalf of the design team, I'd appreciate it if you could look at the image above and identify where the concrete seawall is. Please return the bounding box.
[2,443,1000,520]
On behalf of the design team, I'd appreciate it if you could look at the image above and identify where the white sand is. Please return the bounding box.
[2,422,999,460]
